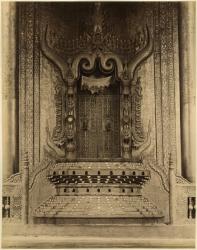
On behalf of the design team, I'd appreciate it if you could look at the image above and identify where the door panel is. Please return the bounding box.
[77,93,120,159]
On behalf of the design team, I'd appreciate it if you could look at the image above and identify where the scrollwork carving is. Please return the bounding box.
[99,53,123,78]
[41,24,68,81]
[45,125,66,159]
[131,76,145,148]
[40,3,153,161]
[72,53,96,79]
[128,25,153,80]
[52,82,66,145]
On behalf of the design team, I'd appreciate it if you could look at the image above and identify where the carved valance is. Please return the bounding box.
[81,75,111,94]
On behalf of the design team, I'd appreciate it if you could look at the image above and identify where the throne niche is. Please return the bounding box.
[29,2,166,224]
[15,2,179,224]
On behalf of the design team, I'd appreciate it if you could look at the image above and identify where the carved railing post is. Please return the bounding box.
[22,152,29,224]
[121,76,132,160]
[65,64,77,161]
[169,154,176,224]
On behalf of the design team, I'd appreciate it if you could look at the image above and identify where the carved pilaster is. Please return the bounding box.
[153,4,163,167]
[25,4,34,168]
[22,152,29,224]
[65,63,77,161]
[121,77,132,160]
[131,76,145,150]
[18,3,35,173]
[169,155,176,224]
[33,4,41,165]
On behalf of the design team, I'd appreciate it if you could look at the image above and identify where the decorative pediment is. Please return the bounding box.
[40,2,153,161]
[41,2,153,82]
[46,3,150,60]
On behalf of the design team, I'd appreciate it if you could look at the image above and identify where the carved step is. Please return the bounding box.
[34,195,164,220]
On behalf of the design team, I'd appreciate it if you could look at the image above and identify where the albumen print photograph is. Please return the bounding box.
[1,1,196,248]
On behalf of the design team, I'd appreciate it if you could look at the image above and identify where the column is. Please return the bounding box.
[179,2,196,182]
[2,2,18,179]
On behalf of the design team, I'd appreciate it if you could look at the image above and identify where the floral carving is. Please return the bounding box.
[40,2,153,161]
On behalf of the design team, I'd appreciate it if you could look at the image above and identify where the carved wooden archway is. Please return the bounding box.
[41,14,153,161]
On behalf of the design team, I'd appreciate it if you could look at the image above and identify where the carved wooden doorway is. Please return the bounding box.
[77,77,120,160]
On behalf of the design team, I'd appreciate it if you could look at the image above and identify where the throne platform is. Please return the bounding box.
[33,162,164,224]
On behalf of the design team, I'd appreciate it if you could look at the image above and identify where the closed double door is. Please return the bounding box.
[77,93,120,159]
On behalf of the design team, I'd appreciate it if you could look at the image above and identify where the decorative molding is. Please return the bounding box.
[52,81,66,146]
[153,3,164,167]
[18,3,26,173]
[131,76,145,148]
[18,3,41,170]
[153,3,178,175]
[167,3,177,172]
[160,2,170,172]
[25,3,34,169]
[34,3,41,165]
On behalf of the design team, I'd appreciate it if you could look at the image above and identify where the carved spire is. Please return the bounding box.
[94,2,103,33]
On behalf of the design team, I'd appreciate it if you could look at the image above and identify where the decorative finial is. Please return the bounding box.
[169,153,173,169]
[24,152,29,167]
[94,2,102,33]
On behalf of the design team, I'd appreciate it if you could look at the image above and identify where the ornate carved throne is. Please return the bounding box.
[4,2,195,225]
[31,3,165,223]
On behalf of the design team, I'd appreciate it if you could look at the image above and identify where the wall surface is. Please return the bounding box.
[3,2,195,225]
[15,2,183,223]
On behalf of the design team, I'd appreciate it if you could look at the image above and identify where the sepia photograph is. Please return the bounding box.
[1,1,196,248]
